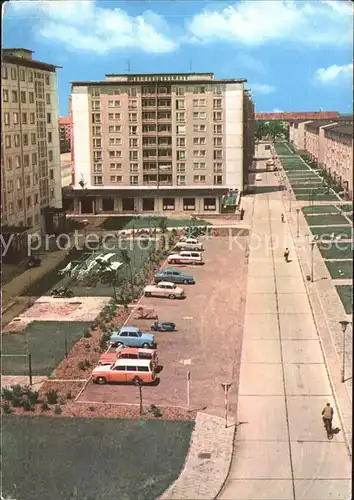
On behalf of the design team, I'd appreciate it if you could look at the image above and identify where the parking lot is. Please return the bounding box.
[79,235,249,418]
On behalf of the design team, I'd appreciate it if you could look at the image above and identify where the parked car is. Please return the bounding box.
[144,281,185,299]
[92,359,156,385]
[175,238,203,251]
[109,326,155,348]
[98,347,159,368]
[151,321,176,332]
[167,251,204,265]
[154,268,195,285]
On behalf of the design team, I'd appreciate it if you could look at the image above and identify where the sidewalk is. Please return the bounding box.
[218,149,351,500]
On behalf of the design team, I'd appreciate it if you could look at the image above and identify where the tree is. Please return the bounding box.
[96,258,120,300]
[255,120,287,140]
[119,249,134,297]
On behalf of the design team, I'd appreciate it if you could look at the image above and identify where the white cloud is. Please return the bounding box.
[187,0,353,46]
[5,0,177,54]
[273,108,284,113]
[314,63,353,84]
[248,83,275,95]
[235,53,265,73]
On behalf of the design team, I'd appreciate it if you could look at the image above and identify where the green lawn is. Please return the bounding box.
[2,416,194,500]
[337,204,353,213]
[305,214,350,226]
[290,183,324,189]
[296,193,339,201]
[325,260,353,279]
[1,321,91,376]
[318,242,353,260]
[302,205,339,214]
[335,285,353,314]
[310,225,353,240]
[101,216,212,231]
[283,165,309,171]
[274,143,294,155]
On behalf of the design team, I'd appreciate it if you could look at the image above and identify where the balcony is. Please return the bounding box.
[157,127,172,135]
[142,142,157,149]
[143,154,157,161]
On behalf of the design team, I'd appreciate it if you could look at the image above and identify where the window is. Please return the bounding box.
[177,151,186,160]
[129,125,137,135]
[193,137,206,145]
[109,163,122,170]
[92,126,101,136]
[3,89,9,102]
[183,197,195,210]
[130,175,139,185]
[13,112,19,125]
[177,175,186,185]
[6,157,12,170]
[45,74,50,85]
[128,100,136,109]
[23,134,28,146]
[162,198,175,210]
[18,199,23,210]
[46,94,51,104]
[11,67,17,80]
[213,150,223,160]
[47,132,52,143]
[129,113,137,122]
[193,150,206,157]
[28,71,33,83]
[47,113,51,124]
[214,175,223,185]
[193,162,206,169]
[213,162,223,172]
[8,202,14,214]
[2,66,8,79]
[14,135,20,147]
[177,125,186,134]
[22,112,27,124]
[193,175,206,183]
[176,99,185,110]
[31,133,37,145]
[176,163,185,172]
[29,92,34,103]
[213,112,222,121]
[213,99,222,108]
[129,138,138,147]
[204,197,216,211]
[193,98,206,107]
[20,91,26,103]
[214,124,222,134]
[110,175,122,183]
[176,87,185,96]
[4,113,10,125]
[48,151,53,161]
[17,178,23,190]
[214,86,222,95]
[214,137,222,146]
[193,124,206,132]
[12,90,18,103]
[34,175,39,188]
[5,135,11,148]
[93,163,103,173]
[129,150,138,161]
[93,176,103,185]
[7,180,14,193]
[15,156,21,168]
[32,153,37,165]
[49,169,54,180]
[176,112,185,122]
[19,69,25,81]
[128,87,137,97]
[193,112,206,119]
[177,137,185,147]
[93,138,102,148]
[26,195,32,208]
[130,163,139,172]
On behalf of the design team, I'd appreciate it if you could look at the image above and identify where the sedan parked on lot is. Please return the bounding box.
[154,268,195,285]
[167,251,204,265]
[109,326,155,348]
[144,281,185,299]
[175,238,203,251]
[92,359,156,385]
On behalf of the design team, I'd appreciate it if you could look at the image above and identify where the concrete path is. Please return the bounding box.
[219,146,352,500]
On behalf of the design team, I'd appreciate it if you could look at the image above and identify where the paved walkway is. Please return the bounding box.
[219,146,352,500]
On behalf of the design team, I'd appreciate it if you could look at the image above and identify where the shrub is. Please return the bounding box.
[66,391,72,400]
[54,405,62,415]
[84,359,91,369]
[78,361,87,371]
[89,406,95,412]
[1,387,14,402]
[149,404,162,418]
[22,399,35,412]
[2,402,12,414]
[40,402,50,411]
[27,390,39,405]
[10,384,25,398]
[12,397,22,408]
[45,389,59,405]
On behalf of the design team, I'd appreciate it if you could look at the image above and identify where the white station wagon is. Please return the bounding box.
[175,238,204,251]
[167,251,204,265]
[144,281,185,299]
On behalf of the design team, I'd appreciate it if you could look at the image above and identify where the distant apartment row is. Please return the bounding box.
[289,117,353,199]
[65,72,255,215]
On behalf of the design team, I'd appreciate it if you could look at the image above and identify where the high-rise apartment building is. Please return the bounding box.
[1,48,62,237]
[59,116,72,152]
[69,72,254,215]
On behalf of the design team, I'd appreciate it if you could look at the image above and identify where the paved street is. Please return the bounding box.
[219,145,352,500]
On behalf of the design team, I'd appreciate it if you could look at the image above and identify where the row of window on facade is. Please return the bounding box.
[91,111,223,123]
[2,88,51,105]
[91,98,223,110]
[2,65,51,85]
[92,136,224,148]
[4,209,40,228]
[93,162,223,173]
[89,85,223,96]
[6,166,55,189]
[92,174,223,186]
[96,196,217,214]
[92,124,224,136]
[4,130,54,148]
[5,151,54,170]
[92,150,224,161]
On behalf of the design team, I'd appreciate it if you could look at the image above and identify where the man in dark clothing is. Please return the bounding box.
[322,403,334,430]
[284,248,290,262]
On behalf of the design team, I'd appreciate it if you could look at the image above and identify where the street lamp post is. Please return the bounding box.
[310,236,318,282]
[339,320,349,383]
[288,189,292,212]
[296,208,300,238]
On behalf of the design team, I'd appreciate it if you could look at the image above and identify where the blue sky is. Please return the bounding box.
[3,0,353,116]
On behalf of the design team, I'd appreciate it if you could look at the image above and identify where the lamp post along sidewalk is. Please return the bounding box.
[296,208,300,238]
[339,320,350,383]
[310,236,318,282]
[221,382,232,428]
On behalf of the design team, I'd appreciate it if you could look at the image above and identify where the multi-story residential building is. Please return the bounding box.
[289,120,314,151]
[324,124,353,199]
[1,48,62,242]
[304,117,353,163]
[60,152,72,187]
[68,72,254,215]
[59,116,72,152]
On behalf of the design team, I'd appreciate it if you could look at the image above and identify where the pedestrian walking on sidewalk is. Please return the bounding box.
[281,213,285,223]
[322,403,334,428]
[284,248,290,262]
